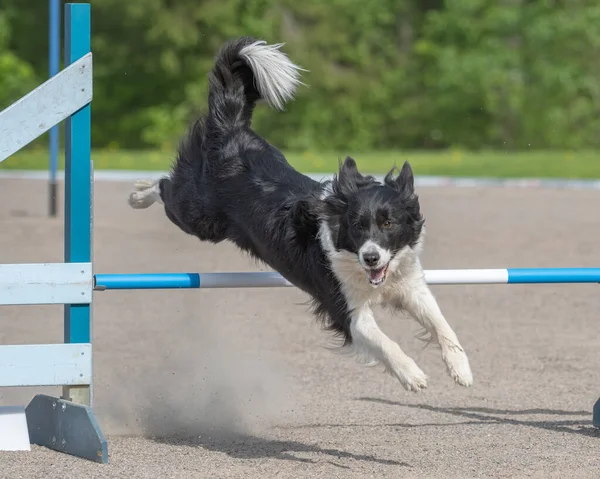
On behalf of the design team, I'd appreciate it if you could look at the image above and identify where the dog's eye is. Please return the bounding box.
[382,220,392,229]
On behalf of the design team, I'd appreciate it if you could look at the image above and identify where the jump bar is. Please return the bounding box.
[93,268,600,290]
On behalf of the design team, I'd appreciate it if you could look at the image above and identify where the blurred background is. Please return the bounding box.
[1,0,599,177]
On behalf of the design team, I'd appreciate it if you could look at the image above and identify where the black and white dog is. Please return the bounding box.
[129,37,472,391]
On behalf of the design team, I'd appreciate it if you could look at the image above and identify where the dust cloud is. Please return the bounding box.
[95,315,294,440]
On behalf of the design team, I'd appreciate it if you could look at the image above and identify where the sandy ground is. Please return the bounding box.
[1,178,599,478]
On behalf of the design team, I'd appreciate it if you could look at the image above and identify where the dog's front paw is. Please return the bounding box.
[442,343,473,387]
[388,358,428,392]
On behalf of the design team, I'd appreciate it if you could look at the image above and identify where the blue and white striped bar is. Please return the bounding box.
[94,272,292,290]
[94,268,600,290]
[428,268,600,284]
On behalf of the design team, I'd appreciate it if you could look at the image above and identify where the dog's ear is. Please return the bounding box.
[326,157,370,217]
[335,156,371,196]
[337,157,361,193]
[340,156,359,176]
[398,161,415,191]
[385,161,415,194]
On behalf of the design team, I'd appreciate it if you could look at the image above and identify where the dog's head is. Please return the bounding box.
[321,157,424,287]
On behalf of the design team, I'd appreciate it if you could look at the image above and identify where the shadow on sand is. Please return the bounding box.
[149,431,410,468]
[146,397,598,469]
[276,398,599,438]
[350,398,600,438]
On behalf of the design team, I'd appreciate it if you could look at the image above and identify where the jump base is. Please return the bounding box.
[25,394,108,463]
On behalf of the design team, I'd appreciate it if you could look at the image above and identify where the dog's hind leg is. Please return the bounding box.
[348,303,428,392]
[128,179,163,209]
[130,177,197,236]
[386,264,473,388]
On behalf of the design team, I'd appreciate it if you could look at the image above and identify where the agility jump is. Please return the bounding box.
[0,2,598,465]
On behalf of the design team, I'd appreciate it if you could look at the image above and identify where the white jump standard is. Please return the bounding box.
[0,3,106,463]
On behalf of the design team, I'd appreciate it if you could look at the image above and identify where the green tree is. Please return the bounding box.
[415,0,600,149]
[3,0,600,151]
[0,9,36,110]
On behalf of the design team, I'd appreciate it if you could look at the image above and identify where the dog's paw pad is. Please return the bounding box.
[389,359,428,392]
[403,369,428,392]
[128,179,160,209]
[442,345,473,387]
[128,190,154,209]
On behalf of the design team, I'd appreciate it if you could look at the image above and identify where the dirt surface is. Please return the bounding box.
[1,178,599,478]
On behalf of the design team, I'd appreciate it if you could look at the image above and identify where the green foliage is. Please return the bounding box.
[0,10,36,109]
[417,0,600,150]
[3,0,600,152]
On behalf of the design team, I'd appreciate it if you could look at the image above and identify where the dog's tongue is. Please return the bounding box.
[369,268,386,281]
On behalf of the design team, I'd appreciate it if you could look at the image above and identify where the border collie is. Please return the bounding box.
[128,37,473,391]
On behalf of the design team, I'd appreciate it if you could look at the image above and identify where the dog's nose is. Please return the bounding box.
[362,251,380,267]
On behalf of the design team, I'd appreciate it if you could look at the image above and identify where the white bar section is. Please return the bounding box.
[202,270,508,287]
[199,272,293,288]
[0,53,93,162]
[0,262,92,305]
[424,269,509,284]
[198,270,509,287]
[0,406,30,451]
[0,343,91,387]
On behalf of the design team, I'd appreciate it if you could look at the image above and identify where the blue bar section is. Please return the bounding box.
[507,268,600,284]
[95,273,201,290]
[49,0,60,185]
[64,4,92,344]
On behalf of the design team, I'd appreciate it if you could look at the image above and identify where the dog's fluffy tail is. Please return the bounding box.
[207,37,304,134]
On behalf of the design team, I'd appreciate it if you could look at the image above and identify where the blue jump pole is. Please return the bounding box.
[48,0,60,217]
[63,2,92,397]
[93,268,600,290]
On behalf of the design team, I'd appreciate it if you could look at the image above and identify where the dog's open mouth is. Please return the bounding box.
[367,263,390,286]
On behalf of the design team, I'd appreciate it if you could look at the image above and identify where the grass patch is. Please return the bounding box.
[2,146,600,179]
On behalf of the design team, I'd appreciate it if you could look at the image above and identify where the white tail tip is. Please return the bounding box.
[239,41,307,111]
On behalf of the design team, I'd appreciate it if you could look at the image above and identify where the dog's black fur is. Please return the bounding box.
[154,37,424,345]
